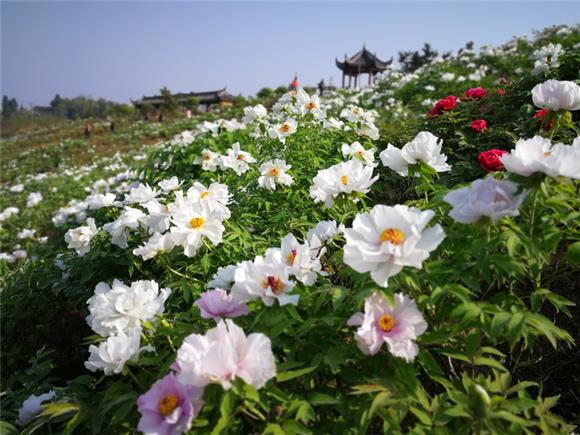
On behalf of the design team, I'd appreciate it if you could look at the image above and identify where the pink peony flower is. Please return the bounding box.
[137,373,204,435]
[195,289,248,320]
[464,87,487,99]
[470,119,487,133]
[347,292,427,362]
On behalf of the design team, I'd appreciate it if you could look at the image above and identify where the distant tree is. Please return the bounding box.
[398,43,440,73]
[159,86,178,112]
[274,86,288,95]
[257,87,273,99]
[232,95,247,108]
[185,96,200,111]
[2,96,18,119]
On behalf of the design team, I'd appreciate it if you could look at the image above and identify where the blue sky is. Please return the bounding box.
[2,1,579,106]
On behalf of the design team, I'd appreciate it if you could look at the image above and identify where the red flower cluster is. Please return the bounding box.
[470,119,487,133]
[464,87,487,99]
[428,95,458,117]
[534,108,554,131]
[477,149,507,172]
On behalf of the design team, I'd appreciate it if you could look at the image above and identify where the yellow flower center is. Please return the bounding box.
[280,123,291,133]
[190,217,205,229]
[340,175,348,185]
[306,102,317,110]
[380,228,405,245]
[269,167,281,177]
[236,154,246,161]
[544,151,551,157]
[354,150,364,159]
[203,154,211,160]
[261,275,285,294]
[158,394,179,417]
[377,314,396,332]
[352,108,361,115]
[286,249,297,266]
[200,191,209,199]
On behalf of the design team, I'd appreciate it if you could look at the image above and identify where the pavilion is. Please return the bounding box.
[336,46,392,88]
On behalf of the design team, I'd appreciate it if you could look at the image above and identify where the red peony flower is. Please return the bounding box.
[428,95,458,117]
[534,108,554,131]
[496,89,506,96]
[470,119,487,133]
[477,149,507,172]
[464,87,487,99]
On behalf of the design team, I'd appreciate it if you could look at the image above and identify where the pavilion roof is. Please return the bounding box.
[133,88,233,107]
[335,46,392,73]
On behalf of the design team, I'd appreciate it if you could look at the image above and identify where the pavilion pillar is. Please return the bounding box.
[368,70,372,85]
[348,75,352,88]
[342,72,345,88]
[354,74,358,89]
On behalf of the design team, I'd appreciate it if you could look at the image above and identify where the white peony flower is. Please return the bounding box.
[295,90,322,117]
[532,79,580,111]
[16,390,56,425]
[174,319,275,390]
[443,177,526,224]
[86,279,171,337]
[347,292,427,362]
[158,176,180,192]
[103,207,146,249]
[86,193,117,209]
[0,206,19,222]
[220,143,256,175]
[193,149,221,172]
[265,233,324,286]
[208,264,240,290]
[65,218,98,256]
[85,327,142,375]
[132,232,176,260]
[379,131,451,176]
[231,256,298,306]
[125,183,160,205]
[26,192,43,208]
[17,228,36,239]
[343,204,445,287]
[243,104,267,124]
[306,220,343,245]
[9,184,24,193]
[309,159,378,208]
[341,141,377,167]
[170,203,224,257]
[267,118,298,143]
[258,159,293,190]
[185,182,231,219]
[499,135,573,178]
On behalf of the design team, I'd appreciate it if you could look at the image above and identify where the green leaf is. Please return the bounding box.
[309,392,340,405]
[277,365,317,382]
[211,391,234,435]
[409,406,432,426]
[566,241,580,265]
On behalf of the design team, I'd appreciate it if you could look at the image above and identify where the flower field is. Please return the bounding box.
[1,24,580,434]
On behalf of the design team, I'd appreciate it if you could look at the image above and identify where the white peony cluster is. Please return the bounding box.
[85,279,170,375]
[193,143,256,175]
[309,159,378,208]
[341,141,377,167]
[532,44,564,75]
[379,131,451,176]
[26,192,43,208]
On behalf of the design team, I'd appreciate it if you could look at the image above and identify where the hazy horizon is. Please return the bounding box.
[2,1,579,108]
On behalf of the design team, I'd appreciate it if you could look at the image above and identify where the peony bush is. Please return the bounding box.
[1,24,579,434]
